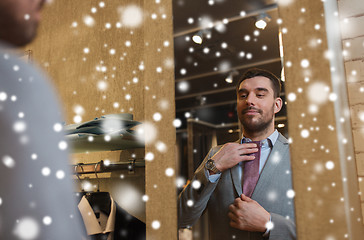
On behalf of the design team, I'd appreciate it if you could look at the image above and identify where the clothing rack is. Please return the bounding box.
[73,159,145,175]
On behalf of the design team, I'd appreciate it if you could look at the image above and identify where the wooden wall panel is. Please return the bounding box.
[143,1,177,239]
[340,0,364,226]
[343,36,364,61]
[278,0,364,238]
[27,0,176,239]
[338,0,364,17]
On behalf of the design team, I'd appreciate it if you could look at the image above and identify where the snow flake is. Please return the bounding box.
[58,141,68,150]
[173,119,182,128]
[104,135,111,141]
[156,141,167,152]
[42,167,51,176]
[165,168,174,177]
[2,155,15,168]
[83,15,95,27]
[271,151,281,164]
[151,220,161,229]
[192,180,201,189]
[13,65,19,71]
[13,217,40,239]
[287,92,296,102]
[267,190,277,201]
[300,59,309,68]
[203,47,210,54]
[286,189,295,198]
[145,152,154,161]
[118,5,143,28]
[178,81,189,92]
[301,129,309,138]
[153,112,162,121]
[142,195,149,202]
[187,200,194,207]
[277,0,294,7]
[13,121,26,133]
[125,40,131,47]
[219,61,231,71]
[31,154,37,160]
[325,161,334,170]
[97,80,108,91]
[176,177,186,188]
[215,21,226,33]
[56,170,65,179]
[0,92,8,101]
[265,221,274,231]
[43,216,52,225]
[73,115,82,124]
[307,82,329,104]
[53,123,63,132]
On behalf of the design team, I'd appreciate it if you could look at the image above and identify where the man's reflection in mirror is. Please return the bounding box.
[178,68,296,240]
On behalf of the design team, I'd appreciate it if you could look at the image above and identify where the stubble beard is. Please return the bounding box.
[240,106,275,135]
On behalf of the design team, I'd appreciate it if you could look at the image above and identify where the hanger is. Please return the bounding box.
[74,164,87,203]
[85,161,112,216]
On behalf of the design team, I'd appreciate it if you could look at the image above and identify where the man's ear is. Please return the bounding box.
[274,97,283,114]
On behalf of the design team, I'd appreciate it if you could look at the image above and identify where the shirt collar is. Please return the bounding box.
[241,129,279,148]
[78,194,116,236]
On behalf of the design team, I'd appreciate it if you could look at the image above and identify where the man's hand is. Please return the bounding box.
[228,194,270,232]
[211,142,258,173]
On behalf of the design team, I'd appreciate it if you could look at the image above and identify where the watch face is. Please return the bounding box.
[206,159,217,172]
[207,160,214,169]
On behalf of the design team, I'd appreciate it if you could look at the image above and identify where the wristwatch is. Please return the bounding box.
[205,159,221,174]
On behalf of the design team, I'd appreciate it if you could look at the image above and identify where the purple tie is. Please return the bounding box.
[242,141,261,197]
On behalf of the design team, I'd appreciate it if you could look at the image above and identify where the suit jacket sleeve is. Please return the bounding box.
[178,147,220,228]
[269,213,296,240]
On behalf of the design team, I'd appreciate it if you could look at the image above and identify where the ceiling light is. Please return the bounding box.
[255,13,271,30]
[192,29,211,44]
[192,31,203,44]
[225,70,239,83]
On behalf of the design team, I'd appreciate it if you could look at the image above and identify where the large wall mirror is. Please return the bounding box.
[172,1,288,239]
[173,0,364,239]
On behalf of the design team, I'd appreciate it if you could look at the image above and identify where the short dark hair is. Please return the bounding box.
[236,68,281,98]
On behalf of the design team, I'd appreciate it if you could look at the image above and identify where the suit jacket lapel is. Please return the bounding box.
[230,139,242,196]
[252,133,289,199]
[230,164,242,196]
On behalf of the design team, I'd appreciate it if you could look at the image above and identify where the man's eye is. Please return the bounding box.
[240,95,247,98]
[257,94,264,97]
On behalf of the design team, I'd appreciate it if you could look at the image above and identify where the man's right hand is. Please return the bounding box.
[211,142,258,173]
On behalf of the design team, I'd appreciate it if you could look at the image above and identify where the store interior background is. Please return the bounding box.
[24,0,364,239]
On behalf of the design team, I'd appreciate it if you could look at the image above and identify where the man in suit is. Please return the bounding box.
[0,0,85,238]
[178,68,296,240]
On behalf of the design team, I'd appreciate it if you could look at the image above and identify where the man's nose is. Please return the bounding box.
[245,94,255,105]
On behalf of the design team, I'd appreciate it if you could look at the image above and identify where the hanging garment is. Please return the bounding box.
[78,195,146,240]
